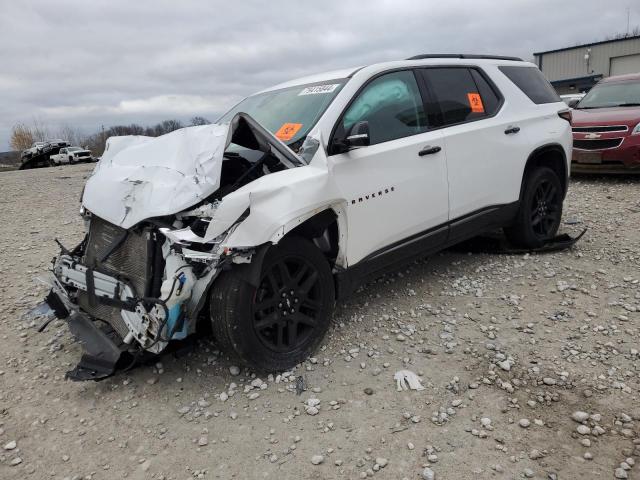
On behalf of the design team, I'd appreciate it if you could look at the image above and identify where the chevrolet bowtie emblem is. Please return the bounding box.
[584,132,602,139]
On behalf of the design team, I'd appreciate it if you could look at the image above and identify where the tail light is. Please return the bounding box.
[558,109,572,123]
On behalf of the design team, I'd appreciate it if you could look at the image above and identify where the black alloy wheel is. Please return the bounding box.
[529,177,561,238]
[505,167,563,249]
[210,237,334,371]
[252,257,321,353]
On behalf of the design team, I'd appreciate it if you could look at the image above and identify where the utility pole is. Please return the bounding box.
[626,6,631,36]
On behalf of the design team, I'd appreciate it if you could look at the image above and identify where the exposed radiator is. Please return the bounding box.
[77,216,153,339]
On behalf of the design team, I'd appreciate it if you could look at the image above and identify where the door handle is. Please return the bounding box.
[504,126,520,135]
[418,145,441,156]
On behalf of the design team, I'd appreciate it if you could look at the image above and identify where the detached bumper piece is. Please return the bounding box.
[64,311,123,381]
[455,229,587,255]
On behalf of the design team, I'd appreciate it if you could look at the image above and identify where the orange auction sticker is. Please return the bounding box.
[275,123,303,141]
[467,93,484,113]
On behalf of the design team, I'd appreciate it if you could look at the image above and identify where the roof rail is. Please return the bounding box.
[407,54,524,62]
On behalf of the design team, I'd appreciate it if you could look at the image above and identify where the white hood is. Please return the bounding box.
[82,124,231,229]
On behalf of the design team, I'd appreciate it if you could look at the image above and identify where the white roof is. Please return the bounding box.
[256,57,532,94]
[258,66,363,93]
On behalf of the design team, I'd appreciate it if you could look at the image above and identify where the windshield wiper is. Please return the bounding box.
[616,103,640,107]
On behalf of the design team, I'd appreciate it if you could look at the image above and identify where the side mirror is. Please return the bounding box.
[345,121,370,148]
[568,99,580,108]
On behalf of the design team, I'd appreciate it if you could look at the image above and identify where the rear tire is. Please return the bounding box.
[505,167,563,249]
[210,237,335,371]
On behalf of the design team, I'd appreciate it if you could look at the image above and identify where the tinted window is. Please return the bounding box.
[470,69,501,114]
[420,68,499,127]
[499,66,560,104]
[342,70,426,145]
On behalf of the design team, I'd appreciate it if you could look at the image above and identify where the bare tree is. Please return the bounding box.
[158,119,183,135]
[9,123,34,151]
[57,124,85,146]
[190,116,211,126]
[30,117,51,142]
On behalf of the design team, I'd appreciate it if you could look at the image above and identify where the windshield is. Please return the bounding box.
[578,81,640,108]
[68,147,81,152]
[218,79,347,147]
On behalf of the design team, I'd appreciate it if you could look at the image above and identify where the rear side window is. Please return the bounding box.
[418,68,501,127]
[499,66,560,104]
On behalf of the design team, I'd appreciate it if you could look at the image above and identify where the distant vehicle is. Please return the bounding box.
[20,141,50,160]
[570,72,640,173]
[49,146,93,165]
[48,139,70,149]
[560,93,585,106]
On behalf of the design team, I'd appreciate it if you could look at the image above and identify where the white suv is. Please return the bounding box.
[45,55,572,379]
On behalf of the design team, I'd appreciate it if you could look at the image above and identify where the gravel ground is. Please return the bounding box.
[0,163,639,480]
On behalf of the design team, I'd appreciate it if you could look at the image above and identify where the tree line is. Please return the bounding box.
[9,116,211,157]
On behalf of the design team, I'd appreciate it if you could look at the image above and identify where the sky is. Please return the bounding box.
[0,0,638,151]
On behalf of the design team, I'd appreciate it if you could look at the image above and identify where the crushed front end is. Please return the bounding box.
[41,113,313,380]
[46,208,226,380]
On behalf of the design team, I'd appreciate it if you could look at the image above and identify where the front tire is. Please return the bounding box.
[505,167,563,249]
[210,237,335,371]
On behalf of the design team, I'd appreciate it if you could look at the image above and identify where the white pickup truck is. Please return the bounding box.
[49,146,93,165]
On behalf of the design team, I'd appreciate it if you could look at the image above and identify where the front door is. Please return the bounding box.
[328,69,449,266]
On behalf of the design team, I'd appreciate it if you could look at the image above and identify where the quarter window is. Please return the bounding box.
[419,68,501,127]
[341,70,426,145]
[499,66,560,104]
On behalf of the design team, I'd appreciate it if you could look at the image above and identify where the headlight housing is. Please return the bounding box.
[632,122,640,135]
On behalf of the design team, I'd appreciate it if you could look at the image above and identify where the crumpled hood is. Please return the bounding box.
[82,124,231,229]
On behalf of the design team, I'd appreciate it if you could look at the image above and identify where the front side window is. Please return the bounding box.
[419,68,501,127]
[341,70,426,145]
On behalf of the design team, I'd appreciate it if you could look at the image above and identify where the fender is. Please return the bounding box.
[226,202,349,288]
[519,143,569,199]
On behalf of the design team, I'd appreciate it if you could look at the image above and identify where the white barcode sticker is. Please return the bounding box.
[298,84,340,96]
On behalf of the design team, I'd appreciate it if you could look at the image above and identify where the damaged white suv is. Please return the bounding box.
[44,55,572,380]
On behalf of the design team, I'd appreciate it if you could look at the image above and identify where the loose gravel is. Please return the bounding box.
[0,164,638,479]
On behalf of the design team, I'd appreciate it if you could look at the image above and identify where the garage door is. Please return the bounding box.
[610,53,640,76]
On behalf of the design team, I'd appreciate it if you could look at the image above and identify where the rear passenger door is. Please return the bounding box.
[417,67,531,239]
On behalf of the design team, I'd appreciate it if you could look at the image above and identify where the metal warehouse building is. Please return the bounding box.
[534,35,640,94]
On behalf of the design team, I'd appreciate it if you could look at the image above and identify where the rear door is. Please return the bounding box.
[417,67,531,237]
[328,69,449,266]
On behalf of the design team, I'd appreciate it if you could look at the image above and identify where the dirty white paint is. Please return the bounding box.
[82,125,231,229]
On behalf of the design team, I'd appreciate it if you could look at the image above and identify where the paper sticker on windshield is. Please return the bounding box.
[275,123,303,141]
[467,93,485,113]
[299,84,340,96]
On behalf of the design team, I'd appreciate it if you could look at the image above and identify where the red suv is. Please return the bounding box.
[570,73,640,173]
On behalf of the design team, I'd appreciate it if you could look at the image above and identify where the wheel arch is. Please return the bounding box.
[519,143,568,200]
[228,205,347,289]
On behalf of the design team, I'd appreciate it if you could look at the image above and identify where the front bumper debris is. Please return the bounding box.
[64,310,123,381]
[454,228,587,254]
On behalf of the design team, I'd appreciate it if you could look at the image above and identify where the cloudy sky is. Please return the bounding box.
[0,0,638,150]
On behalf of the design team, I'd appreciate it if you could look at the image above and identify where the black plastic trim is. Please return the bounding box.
[522,143,569,199]
[335,202,519,299]
[407,54,523,62]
